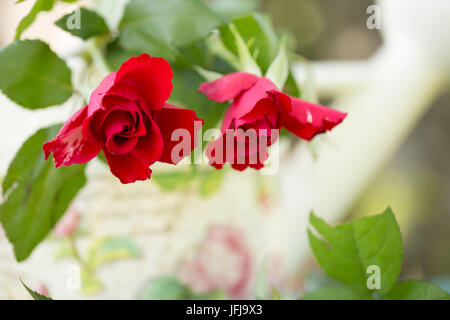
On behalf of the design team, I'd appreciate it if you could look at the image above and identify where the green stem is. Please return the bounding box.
[69,236,91,272]
[86,39,112,77]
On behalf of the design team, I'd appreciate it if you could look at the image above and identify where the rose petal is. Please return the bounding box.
[221,77,278,131]
[116,54,173,110]
[102,110,135,139]
[282,96,347,141]
[236,98,279,129]
[83,102,146,145]
[206,131,270,171]
[103,151,152,184]
[267,90,292,113]
[43,105,101,168]
[198,72,259,103]
[87,72,117,113]
[131,116,164,167]
[102,83,140,106]
[106,136,138,155]
[153,103,204,165]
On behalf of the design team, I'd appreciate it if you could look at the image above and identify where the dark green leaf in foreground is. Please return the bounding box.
[0,40,72,109]
[308,208,403,296]
[0,125,86,261]
[118,0,224,60]
[55,8,109,40]
[21,279,52,300]
[15,0,56,40]
[385,281,449,300]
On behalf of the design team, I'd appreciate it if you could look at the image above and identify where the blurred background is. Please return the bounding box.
[262,0,450,284]
[0,0,449,299]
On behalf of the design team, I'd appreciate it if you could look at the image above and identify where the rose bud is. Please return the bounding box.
[199,72,347,170]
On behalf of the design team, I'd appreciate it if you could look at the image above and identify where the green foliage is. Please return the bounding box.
[138,276,226,300]
[219,13,277,73]
[385,281,450,300]
[302,285,371,300]
[15,0,56,40]
[306,208,449,300]
[82,236,139,294]
[87,236,140,269]
[54,235,141,295]
[0,40,72,109]
[227,23,261,76]
[271,286,281,300]
[21,279,52,300]
[265,36,289,89]
[139,277,191,300]
[118,0,224,61]
[151,170,195,192]
[199,169,224,197]
[218,13,300,94]
[308,208,402,296]
[150,168,224,197]
[14,0,80,40]
[171,67,228,135]
[80,268,103,295]
[0,125,86,261]
[206,0,260,19]
[55,8,109,40]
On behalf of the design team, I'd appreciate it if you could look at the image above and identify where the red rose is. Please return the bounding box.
[44,54,203,184]
[199,72,347,170]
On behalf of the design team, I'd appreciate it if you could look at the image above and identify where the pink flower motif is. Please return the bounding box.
[180,225,252,299]
[53,204,80,237]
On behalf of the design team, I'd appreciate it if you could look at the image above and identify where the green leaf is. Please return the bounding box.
[87,236,140,269]
[308,208,403,296]
[199,169,224,197]
[192,289,228,300]
[81,268,102,295]
[265,36,289,89]
[302,285,372,300]
[385,281,450,300]
[55,7,109,40]
[54,238,77,260]
[0,40,72,109]
[118,0,223,61]
[219,13,278,73]
[139,277,191,300]
[171,67,228,136]
[15,0,56,40]
[194,66,223,83]
[21,279,52,300]
[271,286,281,300]
[284,70,301,98]
[105,38,138,71]
[206,0,260,19]
[0,125,86,261]
[227,23,261,76]
[151,170,195,192]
